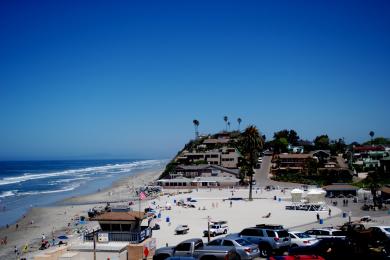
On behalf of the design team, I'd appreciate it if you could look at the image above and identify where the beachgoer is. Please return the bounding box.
[41,233,46,241]
[328,208,331,216]
[22,243,28,254]
[316,213,320,222]
[15,223,19,230]
[14,246,19,256]
[230,201,232,208]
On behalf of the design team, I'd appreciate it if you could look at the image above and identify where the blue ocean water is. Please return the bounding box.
[0,159,166,227]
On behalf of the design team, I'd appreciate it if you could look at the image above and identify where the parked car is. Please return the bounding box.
[269,256,325,260]
[288,231,319,247]
[304,228,346,239]
[367,226,390,240]
[227,224,291,257]
[203,221,229,237]
[207,237,260,260]
[288,237,350,260]
[153,238,239,260]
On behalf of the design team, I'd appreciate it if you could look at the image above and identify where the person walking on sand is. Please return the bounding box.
[316,213,320,222]
[230,201,232,208]
[328,208,331,217]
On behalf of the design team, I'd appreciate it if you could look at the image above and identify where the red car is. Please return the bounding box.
[269,256,325,260]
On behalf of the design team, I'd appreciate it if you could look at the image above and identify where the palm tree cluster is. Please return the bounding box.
[193,119,200,139]
[236,125,264,200]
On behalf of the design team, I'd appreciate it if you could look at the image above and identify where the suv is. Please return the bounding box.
[228,224,291,257]
[304,228,346,239]
[204,221,229,237]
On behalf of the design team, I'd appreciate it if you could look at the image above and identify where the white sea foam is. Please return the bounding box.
[0,190,18,198]
[17,183,81,196]
[0,160,163,186]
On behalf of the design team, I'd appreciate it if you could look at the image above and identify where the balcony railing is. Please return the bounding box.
[84,228,152,243]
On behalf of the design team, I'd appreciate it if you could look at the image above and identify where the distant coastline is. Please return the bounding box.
[0,159,167,226]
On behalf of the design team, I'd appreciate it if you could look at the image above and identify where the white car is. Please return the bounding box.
[288,231,319,247]
[304,228,346,239]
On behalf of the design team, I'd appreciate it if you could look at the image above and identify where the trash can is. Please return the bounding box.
[158,213,161,218]
[278,198,281,202]
[342,212,347,218]
[174,199,176,204]
[166,217,170,223]
[319,219,324,224]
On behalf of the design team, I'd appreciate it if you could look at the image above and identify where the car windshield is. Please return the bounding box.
[277,230,289,238]
[332,231,346,236]
[210,225,218,229]
[384,228,390,232]
[235,239,251,246]
[295,233,311,238]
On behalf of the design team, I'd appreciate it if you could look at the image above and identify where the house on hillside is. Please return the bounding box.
[176,148,241,168]
[272,153,313,175]
[157,164,240,188]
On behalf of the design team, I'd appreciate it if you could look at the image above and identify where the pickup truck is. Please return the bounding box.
[153,238,239,260]
[204,221,229,237]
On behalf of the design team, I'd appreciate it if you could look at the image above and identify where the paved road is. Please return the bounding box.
[253,155,306,188]
[253,155,273,186]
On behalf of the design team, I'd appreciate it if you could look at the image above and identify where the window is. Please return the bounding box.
[266,230,276,237]
[276,231,289,238]
[240,229,257,236]
[208,239,222,246]
[289,234,296,239]
[176,243,191,251]
[295,233,311,239]
[222,240,234,246]
[121,224,131,231]
[194,241,203,250]
[112,224,120,231]
[100,224,110,231]
[235,239,251,246]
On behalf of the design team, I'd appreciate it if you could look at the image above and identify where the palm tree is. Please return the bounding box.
[237,118,242,131]
[369,131,375,145]
[236,125,264,200]
[223,116,228,131]
[193,119,199,139]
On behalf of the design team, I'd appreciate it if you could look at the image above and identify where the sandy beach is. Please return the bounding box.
[0,168,163,259]
[2,168,390,259]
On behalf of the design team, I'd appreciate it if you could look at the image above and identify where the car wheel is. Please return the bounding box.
[291,244,298,248]
[223,229,227,234]
[200,256,217,260]
[259,245,271,258]
[153,254,169,260]
[212,232,216,237]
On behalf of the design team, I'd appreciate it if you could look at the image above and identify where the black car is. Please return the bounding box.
[288,237,350,259]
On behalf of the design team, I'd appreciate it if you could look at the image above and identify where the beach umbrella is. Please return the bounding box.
[57,235,69,240]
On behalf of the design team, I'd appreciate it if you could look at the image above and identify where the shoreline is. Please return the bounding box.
[0,166,164,258]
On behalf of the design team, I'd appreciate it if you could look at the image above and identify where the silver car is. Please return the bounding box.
[207,237,260,260]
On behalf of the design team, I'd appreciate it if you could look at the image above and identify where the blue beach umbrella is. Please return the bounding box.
[57,235,69,240]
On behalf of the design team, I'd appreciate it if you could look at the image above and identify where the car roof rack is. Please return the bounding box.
[255,224,284,229]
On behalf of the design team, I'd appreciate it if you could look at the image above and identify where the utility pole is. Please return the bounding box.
[207,216,211,243]
[93,229,96,260]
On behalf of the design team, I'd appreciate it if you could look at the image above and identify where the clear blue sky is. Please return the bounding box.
[0,0,389,160]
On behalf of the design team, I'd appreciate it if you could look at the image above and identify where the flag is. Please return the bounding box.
[139,191,147,200]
